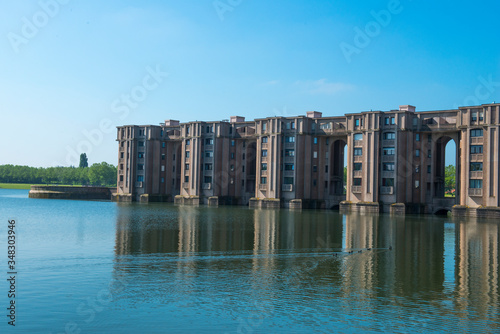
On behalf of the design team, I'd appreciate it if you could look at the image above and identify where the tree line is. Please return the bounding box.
[0,163,117,187]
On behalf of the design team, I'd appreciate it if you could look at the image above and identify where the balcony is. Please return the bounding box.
[261,143,268,149]
[352,186,362,193]
[469,188,483,197]
[204,157,213,163]
[183,182,189,189]
[382,155,395,162]
[184,170,190,176]
[259,184,267,191]
[261,170,268,176]
[471,137,483,145]
[284,171,294,177]
[285,142,295,148]
[119,170,123,175]
[470,154,483,162]
[380,186,394,195]
[470,171,483,179]
[354,155,362,163]
[202,183,212,190]
[261,156,268,163]
[204,144,214,151]
[381,171,394,178]
[118,181,123,187]
[135,182,143,188]
[284,157,294,163]
[354,140,363,147]
[282,184,293,192]
[353,170,362,178]
[383,139,395,146]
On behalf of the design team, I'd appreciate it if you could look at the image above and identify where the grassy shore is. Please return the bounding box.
[0,183,33,190]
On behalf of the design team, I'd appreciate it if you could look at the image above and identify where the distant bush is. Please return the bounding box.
[0,163,117,187]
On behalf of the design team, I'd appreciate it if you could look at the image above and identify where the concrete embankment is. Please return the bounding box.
[29,185,116,200]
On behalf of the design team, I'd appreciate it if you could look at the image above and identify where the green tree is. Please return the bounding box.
[79,153,88,168]
[445,165,456,195]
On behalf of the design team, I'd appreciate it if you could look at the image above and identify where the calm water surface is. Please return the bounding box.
[0,189,499,333]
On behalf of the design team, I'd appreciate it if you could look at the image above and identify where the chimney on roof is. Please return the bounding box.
[306,111,322,118]
[165,120,180,126]
[399,105,416,112]
[230,116,245,123]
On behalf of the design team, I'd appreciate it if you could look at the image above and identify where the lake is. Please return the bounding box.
[0,189,498,333]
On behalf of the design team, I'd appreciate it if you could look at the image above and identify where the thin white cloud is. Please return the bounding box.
[261,80,280,86]
[296,79,355,95]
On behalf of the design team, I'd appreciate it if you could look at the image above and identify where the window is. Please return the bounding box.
[185,164,190,170]
[416,134,420,141]
[261,163,267,170]
[285,149,295,157]
[285,136,295,143]
[261,177,267,184]
[286,122,290,130]
[161,154,165,160]
[354,148,362,156]
[231,153,235,159]
[383,163,394,171]
[262,150,268,157]
[471,111,477,122]
[354,163,362,171]
[382,178,394,187]
[229,127,233,134]
[262,123,267,131]
[173,154,176,160]
[204,176,212,183]
[325,165,329,173]
[262,137,268,143]
[313,165,317,172]
[385,117,390,125]
[355,119,360,127]
[242,153,246,160]
[354,133,363,141]
[184,176,189,183]
[284,177,294,185]
[415,180,420,188]
[427,165,431,173]
[205,164,212,170]
[428,150,431,158]
[383,132,395,140]
[161,177,165,183]
[120,152,124,159]
[242,166,245,173]
[137,164,144,170]
[186,139,190,145]
[326,138,329,145]
[314,137,318,144]
[383,147,395,155]
[313,179,317,187]
[413,118,418,127]
[120,164,123,170]
[161,165,165,172]
[120,175,123,181]
[471,129,483,137]
[312,123,316,131]
[230,165,235,171]
[186,151,190,158]
[416,165,420,173]
[162,142,166,148]
[428,134,432,143]
[291,122,295,129]
[205,151,213,158]
[471,145,483,154]
[353,178,362,186]
[205,138,213,145]
[479,111,484,121]
[137,175,144,182]
[138,152,144,158]
[470,179,483,189]
[285,164,294,171]
[313,151,318,158]
[138,141,144,147]
[231,140,235,146]
[186,126,190,135]
[470,162,483,171]
[391,117,395,125]
[416,149,420,157]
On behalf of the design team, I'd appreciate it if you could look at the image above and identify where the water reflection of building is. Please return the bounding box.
[454,218,499,313]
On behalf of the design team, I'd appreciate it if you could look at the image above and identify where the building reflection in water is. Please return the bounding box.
[113,204,499,330]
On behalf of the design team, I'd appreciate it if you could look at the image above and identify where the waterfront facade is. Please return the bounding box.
[115,103,500,215]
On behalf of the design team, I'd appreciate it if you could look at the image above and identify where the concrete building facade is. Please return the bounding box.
[114,103,500,216]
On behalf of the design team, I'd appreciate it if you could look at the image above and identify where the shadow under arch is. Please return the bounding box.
[329,138,347,196]
[433,135,459,204]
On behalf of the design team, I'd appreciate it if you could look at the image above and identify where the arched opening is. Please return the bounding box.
[434,136,458,200]
[434,208,451,216]
[330,139,347,196]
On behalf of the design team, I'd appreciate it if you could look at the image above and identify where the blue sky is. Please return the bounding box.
[1,0,499,167]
